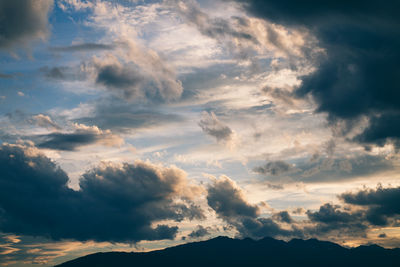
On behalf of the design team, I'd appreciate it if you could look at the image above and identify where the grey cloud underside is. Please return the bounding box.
[233,0,400,148]
[254,155,393,183]
[340,186,400,226]
[0,0,53,50]
[0,144,204,242]
[76,97,184,133]
[49,43,115,52]
[188,225,210,239]
[199,112,233,142]
[35,132,101,151]
[253,160,294,176]
[95,62,183,102]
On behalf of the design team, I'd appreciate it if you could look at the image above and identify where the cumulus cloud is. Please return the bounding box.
[0,0,53,51]
[233,0,400,149]
[206,176,294,239]
[340,185,400,226]
[199,111,234,143]
[0,144,204,242]
[305,203,368,238]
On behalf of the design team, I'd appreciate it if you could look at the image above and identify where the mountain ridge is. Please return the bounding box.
[55,236,400,267]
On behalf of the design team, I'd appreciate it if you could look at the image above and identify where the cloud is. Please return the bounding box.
[0,0,53,51]
[170,0,317,63]
[75,97,184,133]
[340,185,400,226]
[305,203,368,237]
[207,176,259,219]
[35,123,123,151]
[254,155,394,183]
[49,43,115,52]
[303,185,400,239]
[199,111,233,143]
[206,176,294,239]
[0,143,204,242]
[41,66,87,81]
[232,0,400,148]
[31,114,61,130]
[188,225,210,239]
[93,56,183,102]
[272,211,293,223]
[253,160,295,176]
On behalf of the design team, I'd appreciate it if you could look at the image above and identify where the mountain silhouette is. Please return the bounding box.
[55,236,400,267]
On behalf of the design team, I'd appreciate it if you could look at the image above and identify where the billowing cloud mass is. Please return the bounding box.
[340,185,400,226]
[0,144,204,242]
[233,0,400,148]
[199,111,233,143]
[0,0,53,50]
[207,176,293,239]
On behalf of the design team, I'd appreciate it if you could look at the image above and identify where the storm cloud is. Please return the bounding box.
[0,144,204,242]
[0,0,53,50]
[233,0,400,148]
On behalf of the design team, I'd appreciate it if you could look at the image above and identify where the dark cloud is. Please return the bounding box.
[233,0,400,148]
[36,132,97,151]
[188,225,210,239]
[2,111,122,150]
[96,64,144,94]
[35,124,123,151]
[199,111,233,143]
[0,144,203,242]
[304,185,400,239]
[0,0,53,50]
[49,43,115,52]
[273,211,293,223]
[93,58,183,102]
[207,176,259,219]
[379,233,387,238]
[253,160,294,176]
[206,176,294,239]
[305,203,368,238]
[340,185,400,226]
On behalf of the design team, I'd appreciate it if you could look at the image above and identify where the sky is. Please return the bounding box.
[0,0,400,266]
